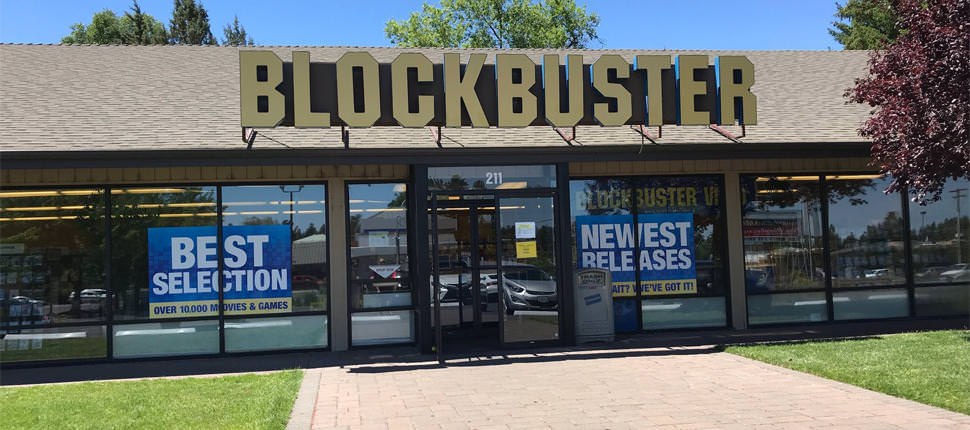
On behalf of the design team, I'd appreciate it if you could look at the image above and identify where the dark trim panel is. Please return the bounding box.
[1,142,873,170]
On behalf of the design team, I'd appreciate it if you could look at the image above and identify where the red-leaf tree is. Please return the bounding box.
[846,0,969,202]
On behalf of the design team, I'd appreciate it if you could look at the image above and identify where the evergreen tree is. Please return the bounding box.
[829,0,900,49]
[169,0,217,45]
[222,15,254,46]
[124,1,168,45]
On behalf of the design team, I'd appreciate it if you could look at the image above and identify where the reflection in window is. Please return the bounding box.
[741,176,824,292]
[225,315,328,352]
[499,197,559,342]
[222,185,329,313]
[827,176,906,288]
[1,189,106,327]
[636,176,726,299]
[113,320,219,358]
[0,325,106,362]
[910,178,970,285]
[569,176,727,331]
[570,178,633,297]
[747,292,828,325]
[348,183,410,311]
[833,288,908,320]
[111,187,217,320]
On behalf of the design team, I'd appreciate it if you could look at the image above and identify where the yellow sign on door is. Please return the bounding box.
[516,240,537,259]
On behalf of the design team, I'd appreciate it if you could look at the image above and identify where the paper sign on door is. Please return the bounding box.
[514,222,536,239]
[516,240,538,258]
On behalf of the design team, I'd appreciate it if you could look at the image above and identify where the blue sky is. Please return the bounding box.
[1,0,844,49]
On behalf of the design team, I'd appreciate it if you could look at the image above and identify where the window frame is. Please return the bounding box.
[1,180,333,367]
[344,180,416,348]
[740,172,968,328]
[568,173,732,332]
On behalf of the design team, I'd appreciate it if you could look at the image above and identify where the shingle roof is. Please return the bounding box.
[0,44,874,152]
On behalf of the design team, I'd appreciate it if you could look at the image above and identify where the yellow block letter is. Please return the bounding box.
[717,56,757,125]
[543,54,584,128]
[592,55,631,126]
[635,55,671,126]
[239,50,284,127]
[293,51,330,128]
[496,54,537,127]
[391,53,435,128]
[444,53,489,127]
[677,55,709,125]
[336,52,381,128]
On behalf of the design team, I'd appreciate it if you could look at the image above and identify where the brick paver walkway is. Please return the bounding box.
[306,346,970,429]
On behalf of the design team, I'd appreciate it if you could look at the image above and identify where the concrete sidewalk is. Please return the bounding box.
[298,346,970,430]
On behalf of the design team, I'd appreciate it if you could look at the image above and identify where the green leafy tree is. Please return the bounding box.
[385,0,600,48]
[169,0,217,45]
[829,0,901,49]
[62,10,126,44]
[222,15,254,46]
[61,2,167,45]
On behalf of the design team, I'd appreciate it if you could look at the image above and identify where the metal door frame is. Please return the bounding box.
[493,189,562,347]
[430,193,498,362]
[430,188,561,361]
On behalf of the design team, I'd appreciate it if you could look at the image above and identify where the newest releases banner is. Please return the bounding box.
[576,213,697,297]
[147,225,292,319]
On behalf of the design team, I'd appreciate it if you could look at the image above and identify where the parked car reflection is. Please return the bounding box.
[500,265,557,315]
[67,288,108,314]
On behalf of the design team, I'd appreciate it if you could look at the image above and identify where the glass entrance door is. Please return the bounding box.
[497,196,561,344]
[430,198,500,356]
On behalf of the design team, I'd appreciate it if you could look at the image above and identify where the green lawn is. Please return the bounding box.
[0,370,303,430]
[725,330,970,415]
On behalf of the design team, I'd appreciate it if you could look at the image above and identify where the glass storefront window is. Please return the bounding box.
[1,188,106,327]
[225,314,328,352]
[641,297,725,330]
[636,176,726,299]
[351,310,414,346]
[570,178,638,331]
[910,178,970,285]
[827,175,906,288]
[222,185,329,314]
[347,183,410,311]
[832,288,909,320]
[111,187,218,320]
[747,292,828,325]
[570,175,727,332]
[112,320,219,358]
[742,176,824,292]
[914,285,969,317]
[0,325,106,362]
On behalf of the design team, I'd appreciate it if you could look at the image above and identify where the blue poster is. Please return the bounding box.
[637,213,697,295]
[576,214,636,296]
[148,225,292,318]
[576,213,696,297]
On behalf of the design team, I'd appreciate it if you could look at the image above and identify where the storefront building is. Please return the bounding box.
[0,45,967,365]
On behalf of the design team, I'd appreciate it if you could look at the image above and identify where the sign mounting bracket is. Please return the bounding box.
[242,127,257,149]
[630,125,661,144]
[427,126,442,148]
[708,124,745,143]
[553,126,577,146]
